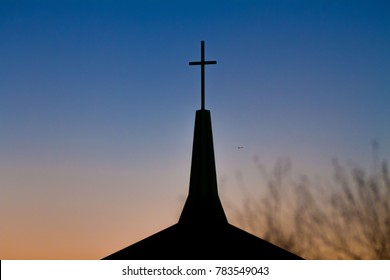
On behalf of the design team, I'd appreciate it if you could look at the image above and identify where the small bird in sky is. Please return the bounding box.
[237,146,244,150]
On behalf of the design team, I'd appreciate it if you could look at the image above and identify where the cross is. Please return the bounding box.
[189,41,217,110]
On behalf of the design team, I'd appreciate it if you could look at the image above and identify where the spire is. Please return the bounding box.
[179,42,227,226]
[102,41,304,260]
[179,110,227,225]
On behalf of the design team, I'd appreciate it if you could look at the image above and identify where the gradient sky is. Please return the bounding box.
[1,0,389,259]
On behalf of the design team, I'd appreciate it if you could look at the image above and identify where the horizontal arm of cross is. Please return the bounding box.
[189,61,217,65]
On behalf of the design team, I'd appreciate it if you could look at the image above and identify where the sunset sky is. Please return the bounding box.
[1,0,389,259]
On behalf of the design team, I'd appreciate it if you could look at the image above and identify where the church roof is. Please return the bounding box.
[103,221,300,260]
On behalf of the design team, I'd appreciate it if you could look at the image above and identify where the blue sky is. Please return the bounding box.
[1,0,389,259]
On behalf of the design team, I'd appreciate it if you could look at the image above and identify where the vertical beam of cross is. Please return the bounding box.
[189,41,217,110]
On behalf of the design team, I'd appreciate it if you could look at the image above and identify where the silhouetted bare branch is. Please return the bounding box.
[232,156,390,259]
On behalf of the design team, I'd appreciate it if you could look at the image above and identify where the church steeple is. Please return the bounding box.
[179,109,228,225]
[179,41,227,226]
[103,41,303,260]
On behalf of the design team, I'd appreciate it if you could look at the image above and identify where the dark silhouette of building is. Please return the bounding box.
[103,42,302,260]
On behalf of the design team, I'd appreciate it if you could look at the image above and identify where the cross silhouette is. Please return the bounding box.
[189,41,217,110]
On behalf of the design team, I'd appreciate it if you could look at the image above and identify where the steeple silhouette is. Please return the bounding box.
[180,41,226,226]
[103,41,303,260]
[179,110,227,226]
